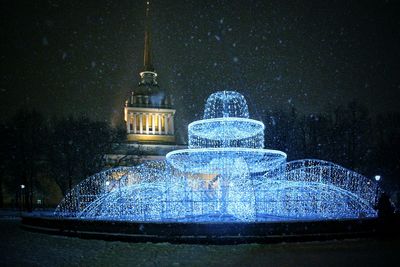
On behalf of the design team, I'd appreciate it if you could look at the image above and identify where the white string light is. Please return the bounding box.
[55,91,378,222]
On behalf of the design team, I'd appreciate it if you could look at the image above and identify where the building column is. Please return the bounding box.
[152,113,155,135]
[158,114,162,135]
[127,112,131,133]
[139,113,143,134]
[145,113,149,134]
[165,114,169,134]
[133,113,137,134]
[171,115,174,135]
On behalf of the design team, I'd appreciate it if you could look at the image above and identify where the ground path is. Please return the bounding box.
[1,219,399,266]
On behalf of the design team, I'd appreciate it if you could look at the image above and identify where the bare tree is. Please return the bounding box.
[47,116,113,197]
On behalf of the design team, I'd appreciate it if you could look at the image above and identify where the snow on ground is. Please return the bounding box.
[0,219,399,266]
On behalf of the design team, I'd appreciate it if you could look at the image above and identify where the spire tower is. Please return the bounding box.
[123,0,176,145]
[143,1,153,72]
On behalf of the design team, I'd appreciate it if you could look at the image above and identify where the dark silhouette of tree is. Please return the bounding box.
[0,123,12,208]
[328,101,372,171]
[7,109,47,211]
[47,116,113,197]
[372,112,400,193]
[299,113,332,160]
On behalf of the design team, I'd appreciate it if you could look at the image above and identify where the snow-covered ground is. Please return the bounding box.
[0,218,399,266]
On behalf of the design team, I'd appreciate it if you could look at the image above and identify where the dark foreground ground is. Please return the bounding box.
[1,218,400,267]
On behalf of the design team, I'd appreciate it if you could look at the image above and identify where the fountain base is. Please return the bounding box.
[21,214,398,244]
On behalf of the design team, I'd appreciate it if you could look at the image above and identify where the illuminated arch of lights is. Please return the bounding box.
[55,91,378,222]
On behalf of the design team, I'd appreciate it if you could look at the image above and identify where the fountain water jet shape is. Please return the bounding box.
[55,91,378,222]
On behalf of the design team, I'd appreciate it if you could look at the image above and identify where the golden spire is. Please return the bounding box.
[143,1,154,72]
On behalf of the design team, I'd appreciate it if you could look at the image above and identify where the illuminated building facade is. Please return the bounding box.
[124,1,175,144]
[107,1,184,166]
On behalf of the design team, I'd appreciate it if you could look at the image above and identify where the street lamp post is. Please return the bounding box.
[374,175,381,206]
[20,184,25,212]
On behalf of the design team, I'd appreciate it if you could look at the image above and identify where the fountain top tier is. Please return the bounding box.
[203,91,250,119]
[189,91,264,149]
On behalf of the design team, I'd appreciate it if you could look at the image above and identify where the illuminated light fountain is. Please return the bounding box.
[166,91,287,221]
[55,91,378,222]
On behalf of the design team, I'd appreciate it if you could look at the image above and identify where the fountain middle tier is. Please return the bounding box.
[166,147,287,174]
[188,117,265,149]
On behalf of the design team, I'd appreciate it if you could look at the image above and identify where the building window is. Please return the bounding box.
[129,116,134,132]
[155,114,159,131]
[136,114,140,131]
[161,115,164,132]
[149,114,153,131]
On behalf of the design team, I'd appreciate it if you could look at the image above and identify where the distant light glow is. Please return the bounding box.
[374,175,381,181]
[55,91,379,222]
[20,184,25,189]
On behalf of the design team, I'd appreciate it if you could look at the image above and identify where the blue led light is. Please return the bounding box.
[55,91,379,222]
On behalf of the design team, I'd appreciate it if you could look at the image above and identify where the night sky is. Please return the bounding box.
[1,0,400,142]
